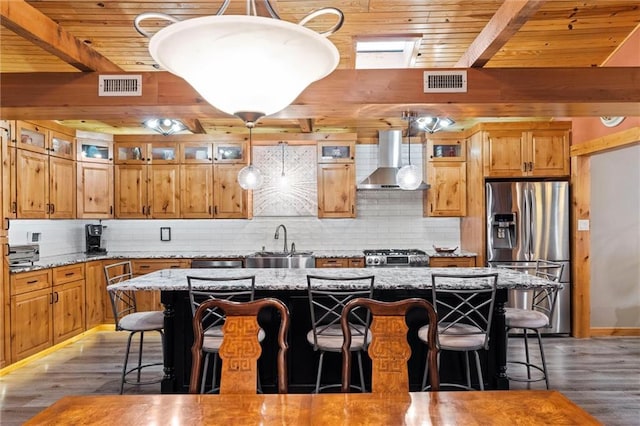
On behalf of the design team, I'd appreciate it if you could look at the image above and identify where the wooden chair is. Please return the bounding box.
[187,275,261,393]
[105,261,164,394]
[189,297,290,394]
[340,298,440,393]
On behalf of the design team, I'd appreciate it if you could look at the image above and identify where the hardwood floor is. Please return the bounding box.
[0,331,638,425]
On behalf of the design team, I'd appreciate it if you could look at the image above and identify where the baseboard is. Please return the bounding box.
[590,327,640,337]
[0,325,113,376]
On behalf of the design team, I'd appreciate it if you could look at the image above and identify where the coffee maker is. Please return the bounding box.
[85,224,106,254]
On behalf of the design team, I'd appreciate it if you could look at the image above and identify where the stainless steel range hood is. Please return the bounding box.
[357,129,429,190]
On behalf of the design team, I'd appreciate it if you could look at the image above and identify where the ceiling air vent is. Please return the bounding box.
[423,71,467,93]
[98,75,142,96]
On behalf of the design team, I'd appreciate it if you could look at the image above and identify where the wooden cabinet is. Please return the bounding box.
[77,162,114,218]
[131,259,189,311]
[77,136,114,218]
[10,270,54,361]
[114,164,147,218]
[51,264,86,344]
[315,257,365,268]
[114,141,180,219]
[15,148,48,218]
[179,141,250,219]
[149,164,180,218]
[10,265,86,362]
[483,128,570,177]
[213,164,249,218]
[425,162,467,217]
[115,163,180,218]
[317,141,356,219]
[48,156,76,218]
[85,260,107,328]
[13,121,76,219]
[424,137,467,217]
[317,164,355,218]
[181,164,213,218]
[429,257,476,268]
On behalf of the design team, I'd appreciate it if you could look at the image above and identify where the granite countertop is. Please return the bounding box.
[9,249,478,273]
[106,267,559,292]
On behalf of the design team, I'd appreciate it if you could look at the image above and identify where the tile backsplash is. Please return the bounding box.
[8,144,460,256]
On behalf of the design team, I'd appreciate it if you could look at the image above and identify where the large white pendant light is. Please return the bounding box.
[134,1,343,124]
[396,111,422,190]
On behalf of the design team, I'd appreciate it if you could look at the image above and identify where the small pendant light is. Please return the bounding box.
[396,111,422,190]
[237,124,263,190]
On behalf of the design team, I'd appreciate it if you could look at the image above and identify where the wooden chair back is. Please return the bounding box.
[341,298,440,393]
[189,297,290,394]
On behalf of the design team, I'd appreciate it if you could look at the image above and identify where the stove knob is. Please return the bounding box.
[373,257,381,265]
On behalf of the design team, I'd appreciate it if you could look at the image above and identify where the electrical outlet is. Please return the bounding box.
[577,220,590,231]
[27,232,41,242]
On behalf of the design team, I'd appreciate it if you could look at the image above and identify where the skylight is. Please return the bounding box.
[355,38,420,69]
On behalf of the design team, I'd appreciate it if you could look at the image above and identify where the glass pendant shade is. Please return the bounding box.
[237,164,263,190]
[146,16,339,118]
[396,164,422,190]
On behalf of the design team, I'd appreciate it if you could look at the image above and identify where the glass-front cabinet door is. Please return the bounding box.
[181,142,213,163]
[15,121,48,154]
[49,131,75,160]
[78,139,112,163]
[317,141,355,163]
[425,138,466,162]
[213,141,247,164]
[114,142,149,164]
[150,142,179,164]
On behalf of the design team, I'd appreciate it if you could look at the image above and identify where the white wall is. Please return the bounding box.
[590,144,640,327]
[8,143,460,256]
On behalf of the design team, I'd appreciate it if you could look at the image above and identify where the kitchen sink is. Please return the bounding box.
[245,251,315,268]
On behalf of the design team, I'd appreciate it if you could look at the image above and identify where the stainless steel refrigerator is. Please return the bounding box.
[486,180,571,334]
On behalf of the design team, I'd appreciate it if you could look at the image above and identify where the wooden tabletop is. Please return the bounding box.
[26,390,600,425]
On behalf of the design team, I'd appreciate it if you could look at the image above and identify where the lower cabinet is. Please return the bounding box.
[85,260,113,328]
[10,265,85,362]
[315,257,365,268]
[429,257,476,268]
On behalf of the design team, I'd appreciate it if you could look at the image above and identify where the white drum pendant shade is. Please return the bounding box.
[148,16,340,117]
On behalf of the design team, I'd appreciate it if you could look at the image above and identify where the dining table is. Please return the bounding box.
[25,390,600,425]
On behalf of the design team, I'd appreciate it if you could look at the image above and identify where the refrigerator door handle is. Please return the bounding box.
[527,185,535,259]
[522,188,531,260]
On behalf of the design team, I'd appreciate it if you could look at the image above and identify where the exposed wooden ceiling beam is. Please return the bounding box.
[298,119,314,133]
[1,68,638,119]
[0,0,122,72]
[455,0,547,68]
[181,118,207,134]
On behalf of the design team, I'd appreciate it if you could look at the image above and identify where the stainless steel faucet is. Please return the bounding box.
[274,224,288,253]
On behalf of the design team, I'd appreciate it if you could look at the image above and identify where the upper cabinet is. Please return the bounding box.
[76,136,114,219]
[483,125,570,177]
[424,137,467,217]
[213,141,247,164]
[113,136,251,219]
[317,141,355,163]
[317,141,356,218]
[13,121,76,219]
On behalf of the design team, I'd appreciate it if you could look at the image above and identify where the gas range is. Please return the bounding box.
[363,249,430,268]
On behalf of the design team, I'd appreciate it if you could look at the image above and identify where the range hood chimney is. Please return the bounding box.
[357,129,429,190]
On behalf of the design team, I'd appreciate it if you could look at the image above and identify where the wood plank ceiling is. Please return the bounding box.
[1,0,639,138]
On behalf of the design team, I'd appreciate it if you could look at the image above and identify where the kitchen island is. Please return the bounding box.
[108,267,558,393]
